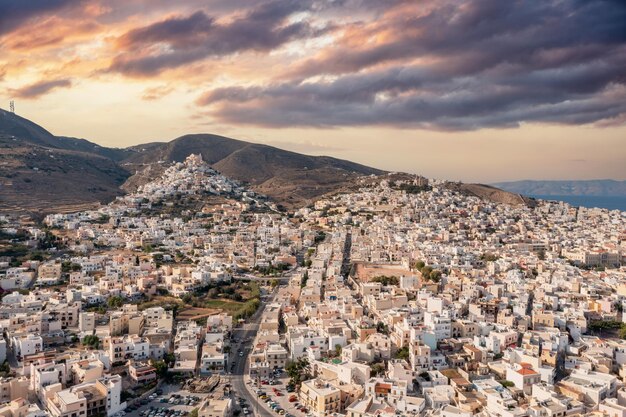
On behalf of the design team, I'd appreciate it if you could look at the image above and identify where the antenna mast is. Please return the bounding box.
[9,100,14,113]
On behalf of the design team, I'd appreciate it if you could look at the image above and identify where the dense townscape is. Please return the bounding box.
[1,154,626,417]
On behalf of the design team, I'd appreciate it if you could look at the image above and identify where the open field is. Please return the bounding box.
[137,296,184,311]
[176,307,221,321]
[352,262,413,282]
[202,299,246,314]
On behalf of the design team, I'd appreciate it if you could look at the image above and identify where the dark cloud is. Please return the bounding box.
[0,0,80,35]
[196,0,626,130]
[288,0,626,79]
[108,0,329,77]
[11,79,73,99]
[197,53,626,130]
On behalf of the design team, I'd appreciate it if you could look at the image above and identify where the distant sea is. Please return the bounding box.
[531,194,626,211]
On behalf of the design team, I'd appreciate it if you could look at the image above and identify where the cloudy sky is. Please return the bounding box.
[1,0,625,182]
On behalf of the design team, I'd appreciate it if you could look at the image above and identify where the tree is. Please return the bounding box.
[163,352,176,366]
[286,358,310,387]
[107,296,124,308]
[270,279,279,288]
[82,335,100,349]
[429,270,442,283]
[334,344,342,357]
[151,359,169,377]
[395,347,409,361]
[371,363,385,376]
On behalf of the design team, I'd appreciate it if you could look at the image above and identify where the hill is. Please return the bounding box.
[493,179,626,197]
[0,109,131,215]
[445,182,536,207]
[0,109,536,214]
[120,134,383,207]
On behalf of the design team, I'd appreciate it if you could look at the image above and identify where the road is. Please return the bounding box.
[229,288,277,417]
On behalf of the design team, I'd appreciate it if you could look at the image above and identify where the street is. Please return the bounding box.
[228,287,276,417]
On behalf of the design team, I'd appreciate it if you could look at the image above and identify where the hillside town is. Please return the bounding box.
[0,154,626,417]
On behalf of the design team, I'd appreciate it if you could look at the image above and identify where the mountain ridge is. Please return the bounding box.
[1,108,531,215]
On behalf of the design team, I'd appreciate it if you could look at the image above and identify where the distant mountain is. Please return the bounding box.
[493,179,626,197]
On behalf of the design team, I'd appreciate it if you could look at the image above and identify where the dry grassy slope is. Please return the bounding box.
[0,140,129,215]
[0,109,133,214]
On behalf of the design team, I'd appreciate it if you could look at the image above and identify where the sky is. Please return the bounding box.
[0,0,625,183]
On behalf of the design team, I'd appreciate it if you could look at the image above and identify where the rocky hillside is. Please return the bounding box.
[120,134,383,207]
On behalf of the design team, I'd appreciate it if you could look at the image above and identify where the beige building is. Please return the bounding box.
[109,311,144,337]
[0,377,29,404]
[300,379,342,417]
[0,398,29,417]
[128,361,157,385]
[198,398,231,417]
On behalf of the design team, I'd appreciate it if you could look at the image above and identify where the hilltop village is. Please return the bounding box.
[0,154,625,417]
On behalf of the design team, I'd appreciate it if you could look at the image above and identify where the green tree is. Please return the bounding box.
[107,296,124,308]
[286,358,310,387]
[334,344,342,357]
[151,359,169,377]
[395,346,409,361]
[371,363,385,376]
[420,266,433,280]
[82,335,100,349]
[429,270,442,283]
